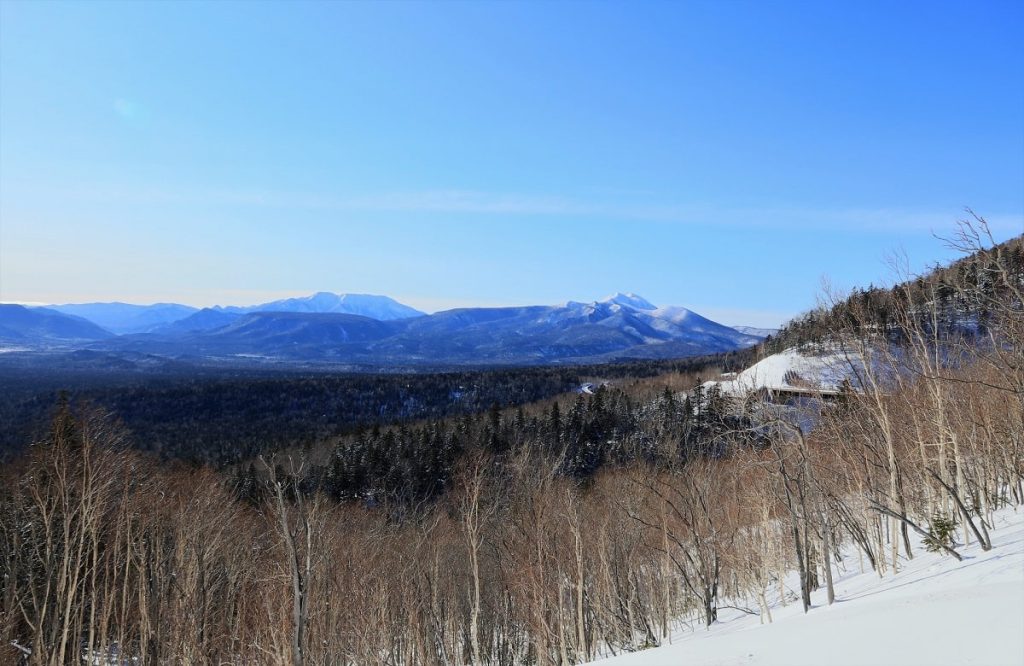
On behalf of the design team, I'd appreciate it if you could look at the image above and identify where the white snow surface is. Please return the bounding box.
[602,293,658,311]
[587,505,1024,666]
[711,347,860,397]
[651,306,694,325]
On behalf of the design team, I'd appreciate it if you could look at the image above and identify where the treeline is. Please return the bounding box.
[0,353,749,464]
[1,221,1021,665]
[766,215,1024,353]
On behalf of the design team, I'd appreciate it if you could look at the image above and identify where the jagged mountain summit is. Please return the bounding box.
[4,292,762,366]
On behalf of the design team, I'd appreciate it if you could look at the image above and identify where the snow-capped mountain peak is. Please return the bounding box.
[600,292,657,311]
[245,292,425,320]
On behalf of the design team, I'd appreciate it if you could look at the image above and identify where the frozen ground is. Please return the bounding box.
[588,505,1024,666]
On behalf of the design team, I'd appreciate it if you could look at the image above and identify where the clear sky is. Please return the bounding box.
[1,1,1022,327]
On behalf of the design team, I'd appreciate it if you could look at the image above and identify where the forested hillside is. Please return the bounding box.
[0,353,753,464]
[767,216,1024,352]
[1,222,1021,665]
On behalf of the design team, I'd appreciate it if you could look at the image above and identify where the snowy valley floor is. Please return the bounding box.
[588,506,1024,666]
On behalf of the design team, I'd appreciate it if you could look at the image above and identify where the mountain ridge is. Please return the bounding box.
[0,304,115,343]
[219,292,425,320]
[5,293,763,366]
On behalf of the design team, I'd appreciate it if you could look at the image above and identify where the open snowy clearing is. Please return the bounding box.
[707,347,860,398]
[587,506,1024,666]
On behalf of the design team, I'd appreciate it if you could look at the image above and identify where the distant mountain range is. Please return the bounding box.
[42,302,200,335]
[731,325,779,339]
[42,292,422,335]
[0,292,767,366]
[0,304,114,343]
[222,292,425,320]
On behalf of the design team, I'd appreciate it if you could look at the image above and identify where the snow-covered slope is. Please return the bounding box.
[711,347,860,397]
[239,292,425,320]
[602,292,658,311]
[593,295,762,349]
[731,326,779,339]
[587,506,1024,666]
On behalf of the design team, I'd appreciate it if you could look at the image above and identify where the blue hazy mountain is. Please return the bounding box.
[107,312,400,360]
[147,308,243,335]
[41,293,424,335]
[44,302,199,335]
[231,292,425,320]
[203,312,398,346]
[0,304,114,343]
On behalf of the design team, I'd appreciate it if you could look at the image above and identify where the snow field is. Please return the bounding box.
[587,505,1024,666]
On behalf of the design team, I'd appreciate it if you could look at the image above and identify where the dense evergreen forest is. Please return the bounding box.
[235,373,758,509]
[0,352,754,464]
[1,222,1021,665]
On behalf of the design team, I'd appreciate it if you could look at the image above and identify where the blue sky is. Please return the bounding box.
[1,1,1021,327]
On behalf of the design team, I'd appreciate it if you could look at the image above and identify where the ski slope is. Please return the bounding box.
[587,506,1024,666]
